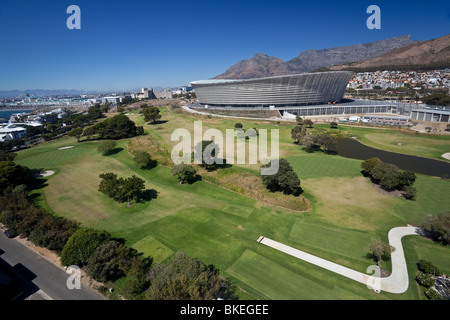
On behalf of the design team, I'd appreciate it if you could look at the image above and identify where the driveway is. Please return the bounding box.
[257,226,420,294]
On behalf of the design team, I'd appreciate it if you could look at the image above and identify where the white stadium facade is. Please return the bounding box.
[191,71,353,108]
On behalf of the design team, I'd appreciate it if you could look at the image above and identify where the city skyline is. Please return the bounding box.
[1,0,449,91]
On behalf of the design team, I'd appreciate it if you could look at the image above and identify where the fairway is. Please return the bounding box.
[14,109,450,300]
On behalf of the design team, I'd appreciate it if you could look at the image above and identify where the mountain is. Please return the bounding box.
[214,35,416,79]
[327,34,450,72]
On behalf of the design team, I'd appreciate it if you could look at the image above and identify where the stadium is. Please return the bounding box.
[189,71,410,117]
[190,71,354,108]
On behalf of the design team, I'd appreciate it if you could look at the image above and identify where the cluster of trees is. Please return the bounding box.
[415,260,446,300]
[60,228,152,295]
[0,193,79,251]
[0,160,79,252]
[82,114,144,141]
[98,173,147,206]
[361,157,417,200]
[291,125,337,154]
[421,90,450,106]
[421,212,450,245]
[260,158,301,195]
[146,251,234,300]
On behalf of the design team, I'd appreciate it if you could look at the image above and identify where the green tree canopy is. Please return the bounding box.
[60,228,111,267]
[143,106,162,123]
[172,163,198,184]
[261,158,300,195]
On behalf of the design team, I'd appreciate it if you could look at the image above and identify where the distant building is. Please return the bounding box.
[362,114,410,126]
[154,89,173,99]
[0,124,27,142]
[410,108,450,123]
[133,88,156,100]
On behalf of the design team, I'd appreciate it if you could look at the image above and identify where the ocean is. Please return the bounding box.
[0,110,32,120]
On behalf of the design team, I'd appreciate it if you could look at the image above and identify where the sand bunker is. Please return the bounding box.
[442,153,450,160]
[34,171,55,178]
[58,146,74,150]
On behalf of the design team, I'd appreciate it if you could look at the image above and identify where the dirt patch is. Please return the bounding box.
[371,183,403,197]
[238,225,245,230]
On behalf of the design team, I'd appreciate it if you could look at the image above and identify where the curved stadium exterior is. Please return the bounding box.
[190,71,354,108]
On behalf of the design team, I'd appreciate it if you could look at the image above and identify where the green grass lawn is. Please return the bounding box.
[13,110,450,300]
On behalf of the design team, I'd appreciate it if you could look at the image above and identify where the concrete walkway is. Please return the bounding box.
[257,226,420,294]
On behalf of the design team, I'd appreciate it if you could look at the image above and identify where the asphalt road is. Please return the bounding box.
[0,230,105,300]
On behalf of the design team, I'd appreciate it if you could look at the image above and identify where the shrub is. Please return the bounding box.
[361,157,383,175]
[417,260,441,276]
[60,228,111,267]
[416,271,435,288]
[133,151,156,169]
[172,164,198,184]
[98,140,117,156]
[261,158,300,195]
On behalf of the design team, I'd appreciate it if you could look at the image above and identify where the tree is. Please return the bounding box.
[147,252,233,300]
[291,125,306,144]
[87,105,104,120]
[93,114,141,140]
[330,121,338,129]
[193,140,221,171]
[133,151,155,169]
[304,119,314,128]
[98,172,120,200]
[398,171,416,189]
[172,163,198,184]
[121,175,146,205]
[361,157,383,175]
[367,238,394,267]
[60,228,111,267]
[98,173,146,205]
[0,161,33,193]
[83,126,96,140]
[402,185,417,201]
[371,163,401,191]
[300,135,316,153]
[421,212,450,244]
[143,106,161,123]
[295,116,304,125]
[316,134,337,154]
[261,158,300,195]
[86,240,125,283]
[68,128,83,142]
[234,123,243,129]
[97,140,117,156]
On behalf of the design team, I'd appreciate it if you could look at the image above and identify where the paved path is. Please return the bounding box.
[257,226,420,294]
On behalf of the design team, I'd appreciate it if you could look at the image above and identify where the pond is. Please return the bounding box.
[336,138,450,177]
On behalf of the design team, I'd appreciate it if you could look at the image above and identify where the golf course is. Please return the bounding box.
[14,106,450,300]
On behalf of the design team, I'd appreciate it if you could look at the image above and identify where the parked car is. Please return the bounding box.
[4,230,17,239]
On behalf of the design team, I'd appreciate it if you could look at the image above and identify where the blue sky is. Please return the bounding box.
[1,0,449,91]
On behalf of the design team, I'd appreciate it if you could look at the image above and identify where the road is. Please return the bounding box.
[0,230,105,300]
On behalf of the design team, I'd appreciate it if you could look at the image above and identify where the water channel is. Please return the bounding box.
[336,138,450,177]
